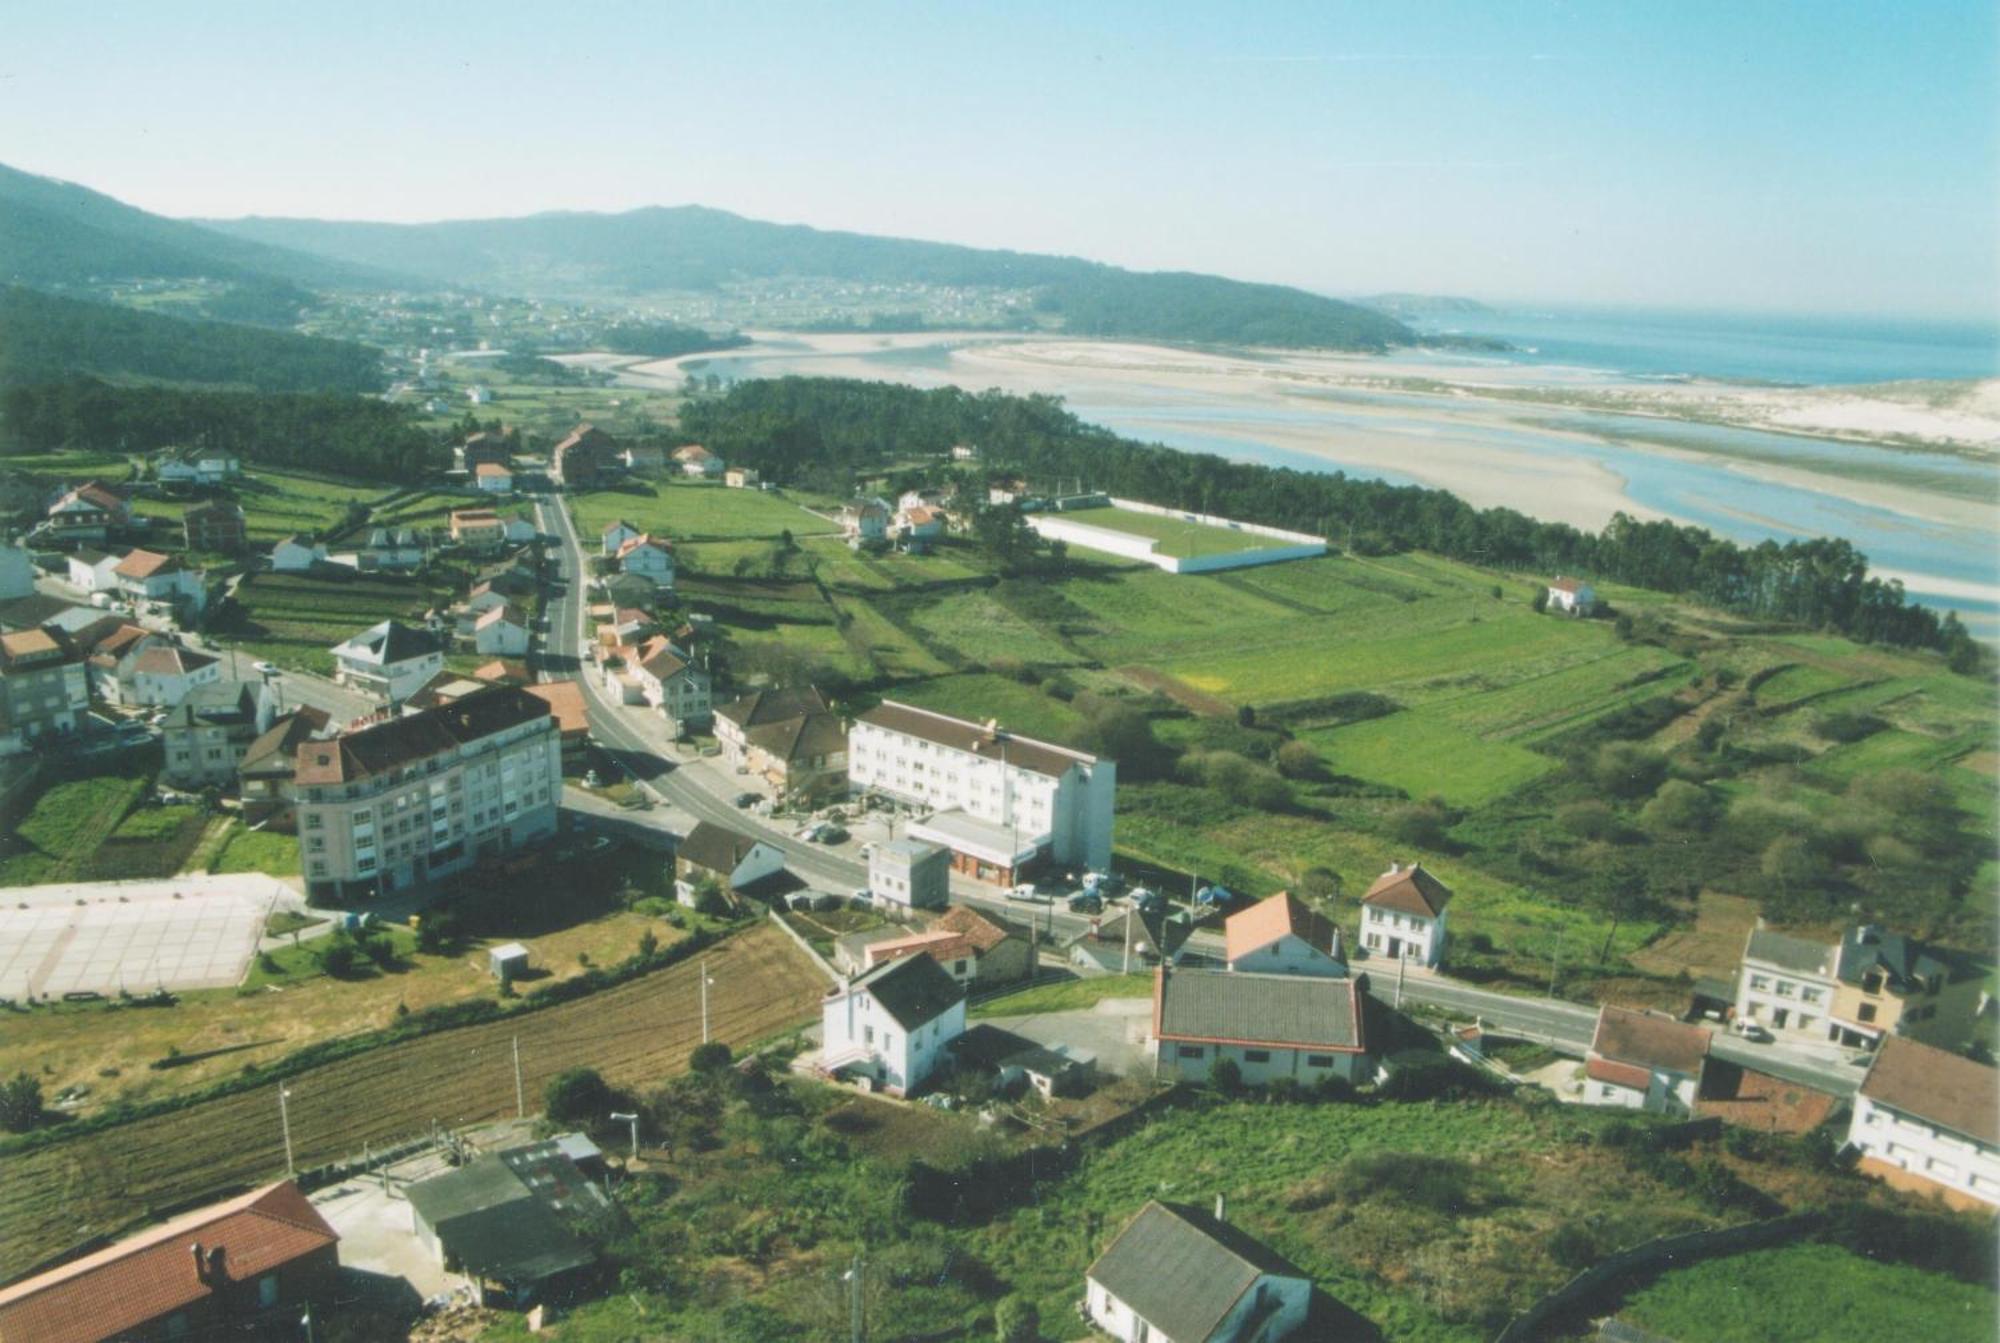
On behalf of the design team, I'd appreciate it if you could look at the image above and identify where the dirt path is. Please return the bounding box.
[0,922,822,1281]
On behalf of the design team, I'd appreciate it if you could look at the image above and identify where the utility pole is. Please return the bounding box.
[846,1254,864,1343]
[512,1037,525,1118]
[277,1084,295,1176]
[701,958,713,1044]
[1548,928,1563,1000]
[300,1302,316,1343]
[1121,905,1132,975]
[1395,947,1407,1010]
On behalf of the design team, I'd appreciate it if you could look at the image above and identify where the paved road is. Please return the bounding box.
[1368,961,1864,1098]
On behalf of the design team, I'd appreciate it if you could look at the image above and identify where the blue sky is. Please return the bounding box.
[3,1,1994,318]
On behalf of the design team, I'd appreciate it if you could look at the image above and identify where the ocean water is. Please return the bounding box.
[1407,305,2000,387]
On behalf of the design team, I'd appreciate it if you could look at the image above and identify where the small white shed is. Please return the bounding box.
[489,942,531,983]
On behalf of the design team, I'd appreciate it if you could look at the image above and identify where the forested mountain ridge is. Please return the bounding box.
[0,161,397,291]
[202,205,1417,351]
[0,287,384,394]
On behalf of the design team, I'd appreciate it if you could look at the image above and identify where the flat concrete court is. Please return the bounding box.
[0,874,303,1000]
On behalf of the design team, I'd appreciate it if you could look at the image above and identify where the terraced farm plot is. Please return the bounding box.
[0,922,824,1282]
[907,589,1089,667]
[0,775,151,886]
[1753,662,1861,710]
[828,596,951,680]
[570,481,822,542]
[1307,711,1559,807]
[889,672,1090,743]
[220,571,450,674]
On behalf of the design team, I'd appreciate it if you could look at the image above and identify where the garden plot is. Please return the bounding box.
[0,874,297,999]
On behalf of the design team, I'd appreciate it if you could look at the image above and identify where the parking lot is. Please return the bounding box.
[0,874,301,1000]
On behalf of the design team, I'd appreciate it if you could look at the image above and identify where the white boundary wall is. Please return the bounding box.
[1025,498,1326,574]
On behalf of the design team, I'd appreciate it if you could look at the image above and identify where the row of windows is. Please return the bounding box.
[1175,1045,1340,1068]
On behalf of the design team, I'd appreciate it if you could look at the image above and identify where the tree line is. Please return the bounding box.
[0,286,383,394]
[679,376,1982,665]
[1,378,444,482]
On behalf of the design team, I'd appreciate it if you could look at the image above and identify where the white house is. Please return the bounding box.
[43,482,129,540]
[628,636,711,731]
[474,462,515,494]
[867,838,950,912]
[330,619,446,704]
[673,444,723,478]
[600,520,642,557]
[616,534,675,588]
[66,549,124,594]
[1152,968,1373,1087]
[840,498,890,544]
[1547,576,1597,615]
[724,467,760,489]
[1582,1005,1711,1116]
[1224,892,1345,978]
[114,549,203,609]
[675,820,786,900]
[1086,1199,1314,1343]
[894,504,945,553]
[270,535,328,573]
[156,452,240,487]
[122,642,225,708]
[1847,1035,2000,1211]
[501,516,538,545]
[848,700,1116,883]
[1734,926,1840,1044]
[466,385,493,405]
[0,543,34,600]
[473,604,530,656]
[819,953,967,1097]
[1358,861,1451,967]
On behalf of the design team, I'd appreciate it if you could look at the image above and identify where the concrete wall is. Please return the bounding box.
[1154,1039,1371,1086]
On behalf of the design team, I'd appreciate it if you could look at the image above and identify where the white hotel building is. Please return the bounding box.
[294,686,561,901]
[847,701,1114,884]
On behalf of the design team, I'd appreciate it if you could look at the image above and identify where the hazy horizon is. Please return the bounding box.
[5,2,1996,323]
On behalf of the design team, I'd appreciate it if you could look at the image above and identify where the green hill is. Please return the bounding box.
[203,204,1417,351]
[0,161,394,291]
[0,287,383,393]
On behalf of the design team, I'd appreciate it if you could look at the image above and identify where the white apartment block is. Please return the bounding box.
[293,685,561,901]
[1734,926,1839,1042]
[848,700,1114,883]
[1848,1036,2000,1211]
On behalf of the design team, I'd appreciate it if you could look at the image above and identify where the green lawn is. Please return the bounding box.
[1621,1242,1996,1343]
[969,973,1150,1019]
[1306,711,1560,807]
[1,775,151,885]
[888,673,1088,744]
[209,825,301,877]
[217,570,452,675]
[907,591,1088,667]
[1054,505,1309,557]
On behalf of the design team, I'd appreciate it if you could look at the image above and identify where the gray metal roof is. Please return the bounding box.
[1087,1201,1307,1342]
[406,1145,613,1285]
[1155,968,1364,1051]
[844,952,965,1030]
[1743,929,1837,978]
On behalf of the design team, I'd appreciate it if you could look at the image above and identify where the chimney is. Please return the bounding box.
[1214,1193,1226,1223]
[1389,861,1402,876]
[191,1242,205,1284]
[207,1245,226,1284]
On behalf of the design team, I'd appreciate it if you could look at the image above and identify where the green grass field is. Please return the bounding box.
[1308,712,1559,807]
[1621,1243,1995,1343]
[209,825,301,877]
[969,973,1150,1019]
[570,480,823,543]
[0,774,154,885]
[889,673,1088,743]
[1056,505,1309,558]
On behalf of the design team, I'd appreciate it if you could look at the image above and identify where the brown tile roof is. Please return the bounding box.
[1860,1035,2000,1146]
[856,700,1097,778]
[1550,576,1587,593]
[673,444,714,462]
[113,548,181,579]
[474,462,512,478]
[867,928,981,970]
[1591,1005,1710,1075]
[0,1182,336,1343]
[0,628,62,662]
[716,686,830,730]
[129,644,217,677]
[744,710,845,766]
[635,635,690,680]
[615,533,671,559]
[1225,891,1337,962]
[932,905,1010,953]
[1585,1056,1656,1091]
[473,659,532,685]
[240,707,331,777]
[524,681,589,738]
[1361,862,1453,917]
[293,685,550,786]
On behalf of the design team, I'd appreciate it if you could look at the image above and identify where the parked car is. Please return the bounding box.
[1081,870,1124,895]
[814,824,848,844]
[1728,1018,1772,1042]
[733,791,760,808]
[252,660,280,675]
[1067,893,1103,915]
[1007,883,1053,904]
[1129,887,1163,916]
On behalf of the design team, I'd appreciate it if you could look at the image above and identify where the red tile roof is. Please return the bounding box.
[0,1182,336,1343]
[524,681,589,738]
[1861,1035,2000,1146]
[1224,891,1337,963]
[932,905,1010,953]
[1585,1056,1655,1092]
[1591,1005,1710,1075]
[1361,862,1453,917]
[113,549,181,580]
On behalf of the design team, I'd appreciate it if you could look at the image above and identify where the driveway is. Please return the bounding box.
[979,998,1154,1078]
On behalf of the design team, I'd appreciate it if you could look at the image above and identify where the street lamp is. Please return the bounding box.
[278,1084,295,1176]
